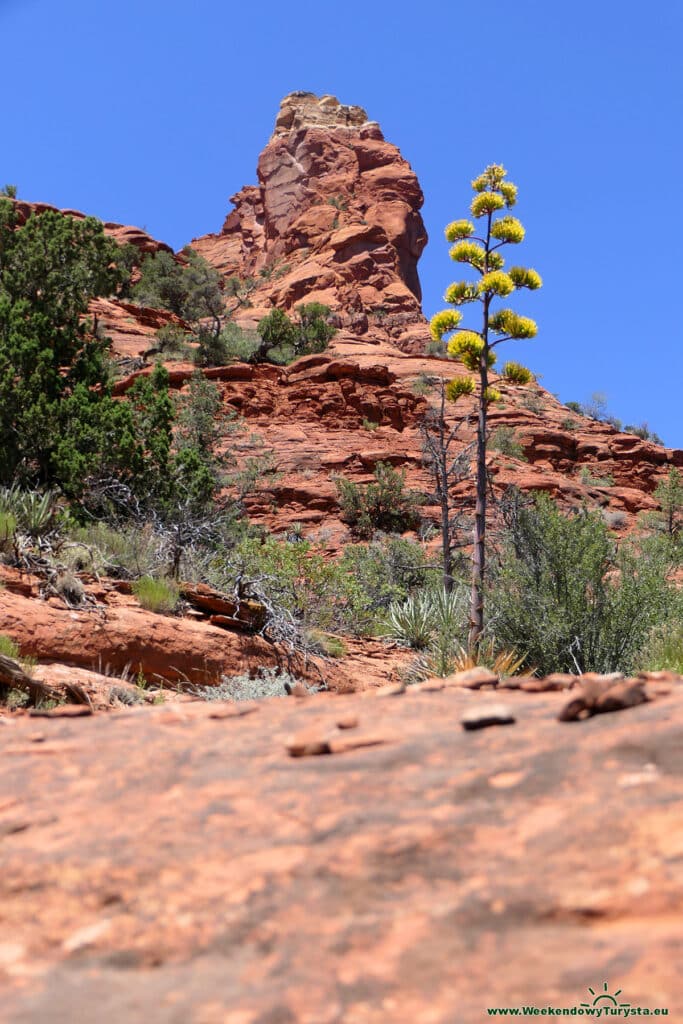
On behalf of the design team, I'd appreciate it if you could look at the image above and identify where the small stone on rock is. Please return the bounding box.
[461,703,516,731]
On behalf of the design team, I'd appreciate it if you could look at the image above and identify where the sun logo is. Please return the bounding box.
[580,982,631,1011]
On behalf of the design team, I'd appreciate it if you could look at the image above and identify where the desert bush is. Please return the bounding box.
[305,630,347,658]
[520,393,544,415]
[335,462,422,539]
[489,426,527,460]
[253,304,336,365]
[409,636,526,682]
[133,250,224,330]
[66,522,163,578]
[0,634,20,659]
[623,422,663,445]
[490,492,674,675]
[194,666,305,702]
[412,373,434,396]
[338,537,434,633]
[154,324,193,360]
[579,466,614,487]
[602,509,627,530]
[196,322,260,367]
[638,611,683,674]
[383,592,435,649]
[131,575,179,614]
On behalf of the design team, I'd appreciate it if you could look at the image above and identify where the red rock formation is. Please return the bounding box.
[191,92,430,351]
[8,197,173,256]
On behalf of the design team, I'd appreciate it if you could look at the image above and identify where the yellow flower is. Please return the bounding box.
[449,240,486,268]
[445,376,475,402]
[445,281,479,305]
[489,309,538,339]
[478,271,514,297]
[491,216,525,244]
[447,331,496,371]
[502,361,534,385]
[508,266,542,290]
[471,164,507,193]
[484,387,502,404]
[430,308,463,341]
[500,182,518,207]
[445,220,475,242]
[471,192,505,218]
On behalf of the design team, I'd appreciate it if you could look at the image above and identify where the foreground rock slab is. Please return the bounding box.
[1,686,682,1022]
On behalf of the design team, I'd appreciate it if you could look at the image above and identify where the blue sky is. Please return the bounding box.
[2,0,682,445]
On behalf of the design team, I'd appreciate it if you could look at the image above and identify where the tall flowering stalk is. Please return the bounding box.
[430,165,541,652]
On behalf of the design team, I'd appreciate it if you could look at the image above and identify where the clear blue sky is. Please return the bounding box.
[2,0,682,445]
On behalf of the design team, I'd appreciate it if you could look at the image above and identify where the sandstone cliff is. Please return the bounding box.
[191,91,430,352]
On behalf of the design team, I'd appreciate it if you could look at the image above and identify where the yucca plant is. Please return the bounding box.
[0,486,61,538]
[384,587,467,651]
[384,592,434,649]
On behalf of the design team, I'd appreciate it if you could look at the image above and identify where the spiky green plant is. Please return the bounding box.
[430,164,541,651]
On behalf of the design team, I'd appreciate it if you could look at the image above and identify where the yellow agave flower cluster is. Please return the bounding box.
[447,331,496,372]
[502,361,535,385]
[444,219,474,242]
[489,309,538,339]
[429,164,539,404]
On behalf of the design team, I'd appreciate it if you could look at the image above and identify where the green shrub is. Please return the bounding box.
[0,634,20,659]
[195,322,260,367]
[339,537,434,633]
[154,324,193,360]
[412,373,434,396]
[362,419,379,431]
[624,422,663,445]
[335,462,422,539]
[206,534,432,639]
[306,630,347,658]
[0,510,16,553]
[131,576,179,614]
[133,250,224,328]
[579,466,614,487]
[638,614,683,674]
[253,304,336,365]
[490,493,674,675]
[67,522,162,578]
[489,426,527,460]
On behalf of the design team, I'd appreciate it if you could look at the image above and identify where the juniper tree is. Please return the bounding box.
[430,164,541,650]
